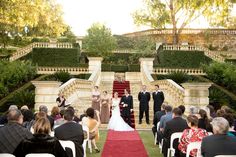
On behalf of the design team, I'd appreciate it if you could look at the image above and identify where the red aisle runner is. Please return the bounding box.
[101,130,148,157]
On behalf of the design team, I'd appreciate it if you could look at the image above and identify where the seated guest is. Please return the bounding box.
[14,117,68,157]
[55,109,84,157]
[39,105,54,129]
[67,106,80,123]
[0,105,18,125]
[163,108,189,157]
[189,106,199,117]
[198,109,212,132]
[51,106,62,121]
[0,109,32,153]
[178,115,208,157]
[21,106,34,129]
[222,113,236,136]
[178,105,185,116]
[30,112,47,133]
[201,117,236,157]
[207,105,216,118]
[85,108,100,153]
[152,104,166,142]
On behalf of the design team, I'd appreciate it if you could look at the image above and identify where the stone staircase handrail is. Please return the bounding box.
[9,42,74,61]
[88,67,101,86]
[153,68,206,75]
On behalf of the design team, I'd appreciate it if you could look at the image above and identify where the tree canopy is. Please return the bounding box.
[133,0,235,44]
[0,0,67,47]
[83,23,117,57]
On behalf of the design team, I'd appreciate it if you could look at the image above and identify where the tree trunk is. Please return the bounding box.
[172,28,179,44]
[170,0,179,44]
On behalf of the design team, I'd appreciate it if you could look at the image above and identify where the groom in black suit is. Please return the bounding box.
[121,89,133,127]
[152,84,165,115]
[138,85,151,124]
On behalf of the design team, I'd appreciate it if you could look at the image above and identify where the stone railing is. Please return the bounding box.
[9,43,34,61]
[59,78,93,99]
[162,44,225,62]
[37,66,89,75]
[152,79,185,106]
[9,42,74,61]
[112,50,136,53]
[124,28,236,37]
[88,67,101,86]
[153,68,206,75]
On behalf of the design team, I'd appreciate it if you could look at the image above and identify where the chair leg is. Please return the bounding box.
[167,148,170,157]
[88,140,92,153]
[154,133,157,145]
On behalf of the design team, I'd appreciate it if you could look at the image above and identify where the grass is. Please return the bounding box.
[86,130,162,157]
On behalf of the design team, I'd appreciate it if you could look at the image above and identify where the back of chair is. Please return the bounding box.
[214,156,236,157]
[59,140,76,157]
[170,132,183,150]
[0,153,15,157]
[82,125,89,157]
[25,153,55,157]
[186,142,201,157]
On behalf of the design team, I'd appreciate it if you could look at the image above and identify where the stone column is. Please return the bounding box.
[181,82,212,114]
[49,38,57,48]
[32,81,62,112]
[139,58,155,73]
[87,57,103,73]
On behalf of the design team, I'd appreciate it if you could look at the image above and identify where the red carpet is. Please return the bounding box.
[112,81,135,128]
[101,130,148,157]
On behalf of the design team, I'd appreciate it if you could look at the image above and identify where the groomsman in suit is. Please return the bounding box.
[138,85,151,124]
[121,89,133,127]
[152,84,165,115]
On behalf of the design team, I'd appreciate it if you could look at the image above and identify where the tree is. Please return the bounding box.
[83,23,117,56]
[0,0,67,47]
[133,0,234,44]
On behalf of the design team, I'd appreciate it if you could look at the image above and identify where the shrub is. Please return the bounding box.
[154,50,212,68]
[11,90,35,109]
[0,83,9,98]
[102,64,111,71]
[53,71,71,83]
[167,71,191,84]
[31,37,50,42]
[111,65,128,72]
[75,74,91,80]
[128,64,140,72]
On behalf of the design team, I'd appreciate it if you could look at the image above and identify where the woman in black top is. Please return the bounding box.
[14,117,68,157]
[198,109,212,132]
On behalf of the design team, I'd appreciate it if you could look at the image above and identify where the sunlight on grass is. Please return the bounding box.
[86,130,162,157]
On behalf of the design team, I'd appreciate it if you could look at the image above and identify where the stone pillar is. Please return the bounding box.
[49,38,57,48]
[87,57,103,73]
[32,81,62,112]
[139,58,154,73]
[181,82,212,114]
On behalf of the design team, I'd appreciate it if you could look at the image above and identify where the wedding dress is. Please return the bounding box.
[107,98,134,131]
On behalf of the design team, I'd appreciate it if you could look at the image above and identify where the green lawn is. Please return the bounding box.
[86,130,162,157]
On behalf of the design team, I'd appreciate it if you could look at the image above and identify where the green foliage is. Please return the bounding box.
[31,37,50,42]
[113,35,135,49]
[102,64,140,72]
[133,37,156,54]
[75,74,91,80]
[202,62,236,93]
[0,61,36,99]
[83,23,117,57]
[154,50,212,68]
[10,89,35,109]
[53,71,71,83]
[22,48,88,67]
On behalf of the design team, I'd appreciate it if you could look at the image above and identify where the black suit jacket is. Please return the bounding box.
[163,117,188,157]
[153,110,166,126]
[138,91,150,111]
[201,134,236,157]
[55,122,84,157]
[120,95,133,116]
[152,91,164,111]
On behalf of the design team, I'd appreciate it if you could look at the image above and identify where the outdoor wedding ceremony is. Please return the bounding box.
[0,0,236,157]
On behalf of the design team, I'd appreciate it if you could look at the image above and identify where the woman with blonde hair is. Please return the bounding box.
[14,117,68,157]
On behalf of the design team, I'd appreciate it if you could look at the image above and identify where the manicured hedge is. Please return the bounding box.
[22,48,88,67]
[154,50,212,68]
[102,64,140,72]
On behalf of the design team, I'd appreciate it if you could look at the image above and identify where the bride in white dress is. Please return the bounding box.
[108,92,134,131]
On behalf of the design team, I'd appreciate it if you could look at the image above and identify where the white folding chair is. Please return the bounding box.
[215,155,236,157]
[59,140,76,157]
[167,132,183,157]
[50,131,55,137]
[82,125,90,157]
[154,122,160,145]
[0,153,15,157]
[208,132,213,135]
[159,139,164,153]
[186,142,202,157]
[25,153,55,157]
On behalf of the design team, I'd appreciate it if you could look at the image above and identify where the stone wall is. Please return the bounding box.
[124,29,236,50]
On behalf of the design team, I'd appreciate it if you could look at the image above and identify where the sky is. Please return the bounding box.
[57,0,147,36]
[57,0,236,36]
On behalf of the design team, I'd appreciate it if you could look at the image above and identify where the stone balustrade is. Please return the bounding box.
[163,44,225,62]
[153,68,206,75]
[152,79,185,106]
[9,42,74,61]
[59,78,93,99]
[124,29,236,37]
[37,66,89,75]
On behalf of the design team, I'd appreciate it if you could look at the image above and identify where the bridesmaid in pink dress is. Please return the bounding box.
[91,86,101,119]
[100,91,111,124]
